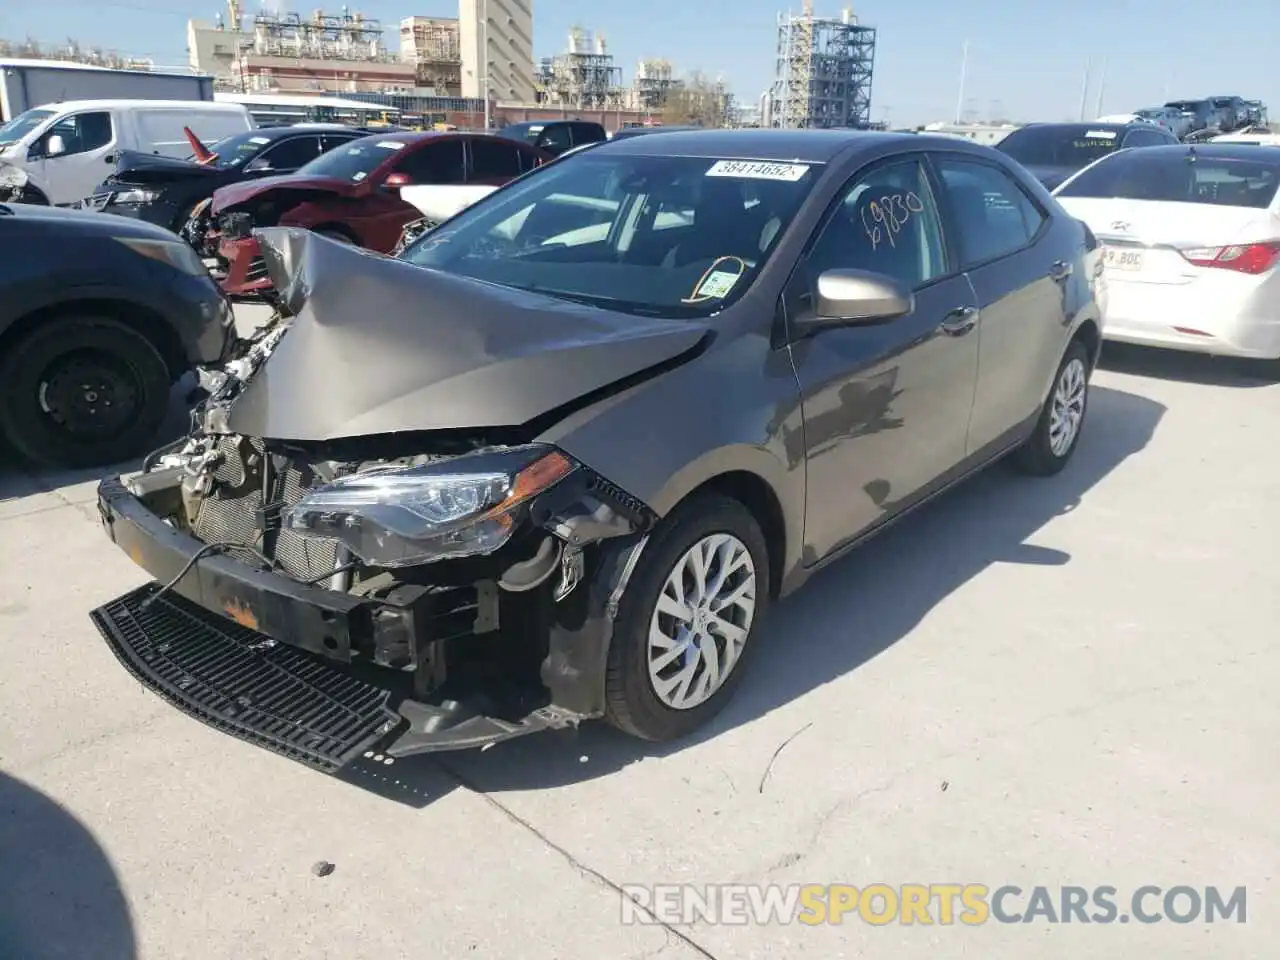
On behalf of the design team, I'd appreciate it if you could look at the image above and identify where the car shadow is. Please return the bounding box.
[0,771,136,959]
[351,384,1166,807]
[1099,341,1278,387]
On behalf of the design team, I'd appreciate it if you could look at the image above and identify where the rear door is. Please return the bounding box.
[930,153,1068,454]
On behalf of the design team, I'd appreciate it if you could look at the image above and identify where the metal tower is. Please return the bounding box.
[770,4,876,129]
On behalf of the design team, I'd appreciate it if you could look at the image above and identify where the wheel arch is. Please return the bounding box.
[1073,317,1102,367]
[0,298,187,381]
[644,448,798,601]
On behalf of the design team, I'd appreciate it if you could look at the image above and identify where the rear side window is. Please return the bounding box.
[468,137,524,179]
[1057,151,1280,208]
[570,123,606,146]
[934,158,1045,266]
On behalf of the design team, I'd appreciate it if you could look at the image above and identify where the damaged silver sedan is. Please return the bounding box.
[91,130,1104,774]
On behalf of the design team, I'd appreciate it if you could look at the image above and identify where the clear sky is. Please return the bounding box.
[3,0,1278,126]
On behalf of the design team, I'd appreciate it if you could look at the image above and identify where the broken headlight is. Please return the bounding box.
[283,445,577,567]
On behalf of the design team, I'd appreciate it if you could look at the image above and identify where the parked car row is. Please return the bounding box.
[1099,96,1266,140]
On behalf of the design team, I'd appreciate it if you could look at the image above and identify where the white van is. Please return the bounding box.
[0,99,254,206]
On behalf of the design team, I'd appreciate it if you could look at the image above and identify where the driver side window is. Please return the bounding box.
[807,159,946,290]
[40,111,113,157]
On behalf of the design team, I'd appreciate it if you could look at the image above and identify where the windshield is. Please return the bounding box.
[0,108,55,148]
[296,137,407,181]
[400,153,818,317]
[997,126,1124,167]
[1136,109,1164,119]
[199,131,275,167]
[1058,150,1280,208]
[1167,101,1203,113]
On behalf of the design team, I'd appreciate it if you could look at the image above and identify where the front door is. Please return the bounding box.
[787,156,980,563]
[32,110,117,205]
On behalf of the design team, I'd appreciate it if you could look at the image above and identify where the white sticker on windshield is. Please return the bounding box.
[376,140,406,149]
[528,125,544,134]
[706,160,810,181]
[249,136,271,144]
[695,270,740,299]
[1083,130,1118,139]
[352,171,367,181]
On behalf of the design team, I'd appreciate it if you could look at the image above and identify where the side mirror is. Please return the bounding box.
[45,134,67,157]
[807,268,914,328]
[383,172,412,188]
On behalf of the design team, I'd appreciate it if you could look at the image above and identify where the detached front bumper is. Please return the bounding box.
[92,477,593,772]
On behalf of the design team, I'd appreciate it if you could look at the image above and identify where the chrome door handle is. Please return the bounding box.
[1049,259,1073,282]
[939,305,979,336]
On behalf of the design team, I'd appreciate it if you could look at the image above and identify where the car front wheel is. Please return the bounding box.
[0,315,171,469]
[1010,338,1090,476]
[605,493,770,742]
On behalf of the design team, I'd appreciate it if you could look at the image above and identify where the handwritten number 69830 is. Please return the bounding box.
[860,191,925,250]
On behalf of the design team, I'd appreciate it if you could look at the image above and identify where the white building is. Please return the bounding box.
[458,0,535,104]
[921,121,1020,145]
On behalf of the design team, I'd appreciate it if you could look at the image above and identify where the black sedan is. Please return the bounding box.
[0,201,234,467]
[80,125,367,238]
[90,129,1103,773]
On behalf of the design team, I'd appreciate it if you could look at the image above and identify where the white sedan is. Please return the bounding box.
[1053,143,1280,359]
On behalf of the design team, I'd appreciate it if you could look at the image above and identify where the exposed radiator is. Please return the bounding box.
[193,436,340,582]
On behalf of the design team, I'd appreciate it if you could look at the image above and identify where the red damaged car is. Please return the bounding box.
[207,131,549,296]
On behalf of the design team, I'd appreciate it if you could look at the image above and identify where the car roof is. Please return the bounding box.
[23,99,246,113]
[1114,143,1280,161]
[593,128,921,162]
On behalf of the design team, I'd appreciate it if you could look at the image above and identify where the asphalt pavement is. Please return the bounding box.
[1,304,1277,959]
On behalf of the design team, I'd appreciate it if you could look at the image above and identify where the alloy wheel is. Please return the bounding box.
[1048,357,1087,457]
[647,533,757,711]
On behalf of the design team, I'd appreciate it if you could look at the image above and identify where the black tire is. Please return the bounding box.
[0,315,171,469]
[1010,338,1091,476]
[605,492,771,742]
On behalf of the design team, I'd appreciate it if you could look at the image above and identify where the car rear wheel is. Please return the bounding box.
[0,316,171,469]
[1010,338,1090,476]
[605,493,769,742]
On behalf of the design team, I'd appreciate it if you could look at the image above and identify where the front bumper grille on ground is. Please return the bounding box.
[91,582,404,772]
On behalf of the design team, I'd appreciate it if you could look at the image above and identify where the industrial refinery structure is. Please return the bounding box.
[535,28,625,110]
[769,2,876,129]
[399,15,461,93]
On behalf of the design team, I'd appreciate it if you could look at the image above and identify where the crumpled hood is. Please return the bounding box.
[211,174,356,214]
[225,228,710,441]
[109,149,221,183]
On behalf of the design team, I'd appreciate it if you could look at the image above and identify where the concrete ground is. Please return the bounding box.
[1,304,1277,959]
